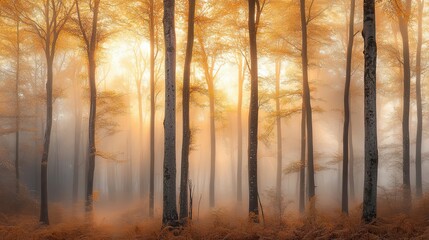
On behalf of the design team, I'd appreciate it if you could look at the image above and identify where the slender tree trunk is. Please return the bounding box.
[86,53,97,213]
[342,0,355,215]
[73,69,82,204]
[299,102,306,213]
[237,57,244,203]
[83,0,100,214]
[300,0,315,211]
[40,56,54,225]
[149,0,156,218]
[180,0,196,221]
[398,0,412,210]
[275,59,282,213]
[137,81,144,198]
[208,79,216,208]
[415,0,424,198]
[162,0,179,226]
[15,19,20,194]
[248,0,259,222]
[362,0,378,224]
[349,117,355,200]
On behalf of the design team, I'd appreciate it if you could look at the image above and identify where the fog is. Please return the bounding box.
[1,0,429,238]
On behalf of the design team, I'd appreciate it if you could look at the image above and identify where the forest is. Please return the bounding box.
[0,0,429,239]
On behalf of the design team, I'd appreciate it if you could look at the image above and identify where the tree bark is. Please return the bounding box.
[398,0,412,210]
[248,0,259,222]
[162,0,179,226]
[362,0,378,224]
[342,0,355,215]
[300,0,315,211]
[415,0,424,198]
[180,0,196,221]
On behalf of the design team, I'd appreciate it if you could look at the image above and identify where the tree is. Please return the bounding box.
[180,0,196,221]
[162,0,178,226]
[74,0,101,213]
[16,0,74,225]
[148,0,157,217]
[362,0,379,224]
[192,1,228,207]
[415,0,424,198]
[248,0,259,222]
[300,0,315,211]
[342,0,356,215]
[395,0,412,210]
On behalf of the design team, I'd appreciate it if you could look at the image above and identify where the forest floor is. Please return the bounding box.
[2,191,429,239]
[2,169,429,239]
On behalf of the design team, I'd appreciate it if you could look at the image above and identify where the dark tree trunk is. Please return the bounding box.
[415,0,424,198]
[86,53,97,213]
[362,0,379,224]
[275,59,282,213]
[248,0,259,222]
[299,102,306,213]
[300,0,315,210]
[162,0,179,226]
[82,0,100,213]
[149,0,156,218]
[180,0,196,221]
[40,56,54,225]
[398,0,412,210]
[342,0,355,215]
[349,118,355,201]
[237,56,244,203]
[15,19,20,194]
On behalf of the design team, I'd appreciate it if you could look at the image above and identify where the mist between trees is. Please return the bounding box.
[0,0,429,237]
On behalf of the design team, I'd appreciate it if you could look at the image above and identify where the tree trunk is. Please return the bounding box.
[299,101,306,213]
[415,0,424,198]
[162,0,179,226]
[15,19,20,194]
[275,59,282,213]
[73,67,82,204]
[248,0,259,222]
[40,55,54,225]
[83,0,100,214]
[349,117,355,201]
[237,56,244,203]
[180,0,196,221]
[300,0,315,211]
[342,0,355,215]
[208,79,216,208]
[149,0,156,218]
[137,80,144,198]
[398,0,412,210]
[362,0,378,224]
[86,53,97,213]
